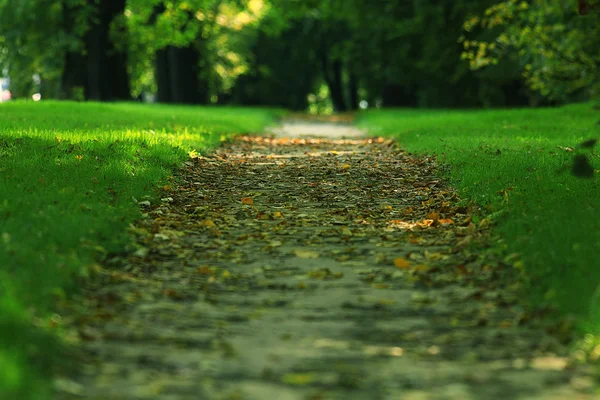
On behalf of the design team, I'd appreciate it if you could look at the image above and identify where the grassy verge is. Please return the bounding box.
[357,103,600,335]
[0,101,276,399]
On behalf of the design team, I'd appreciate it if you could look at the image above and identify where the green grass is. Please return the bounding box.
[0,101,277,399]
[357,103,600,331]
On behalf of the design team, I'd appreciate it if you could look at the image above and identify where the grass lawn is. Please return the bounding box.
[0,101,276,399]
[357,103,600,338]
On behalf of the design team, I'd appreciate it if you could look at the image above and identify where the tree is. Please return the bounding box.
[63,0,131,101]
[0,0,131,100]
[461,0,600,103]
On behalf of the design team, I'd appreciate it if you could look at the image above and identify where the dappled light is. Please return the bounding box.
[1,0,599,398]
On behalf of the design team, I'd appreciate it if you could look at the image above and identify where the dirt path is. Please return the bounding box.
[56,121,594,400]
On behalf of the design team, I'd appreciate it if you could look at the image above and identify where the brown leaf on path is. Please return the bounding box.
[56,123,591,400]
[197,266,213,275]
[418,219,434,228]
[426,212,441,221]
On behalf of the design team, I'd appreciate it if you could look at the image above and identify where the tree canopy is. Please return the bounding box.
[0,0,597,109]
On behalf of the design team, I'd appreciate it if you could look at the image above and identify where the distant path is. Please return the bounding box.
[56,120,594,399]
[267,119,364,139]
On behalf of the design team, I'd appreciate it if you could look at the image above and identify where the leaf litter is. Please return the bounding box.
[55,122,595,400]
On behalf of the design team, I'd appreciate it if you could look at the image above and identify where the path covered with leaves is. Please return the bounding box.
[57,122,594,400]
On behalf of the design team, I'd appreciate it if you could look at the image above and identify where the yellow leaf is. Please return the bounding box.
[424,251,443,261]
[394,258,411,269]
[273,211,284,218]
[341,163,351,169]
[372,283,390,289]
[241,197,254,205]
[199,219,217,228]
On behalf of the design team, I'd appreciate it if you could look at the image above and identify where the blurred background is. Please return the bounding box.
[0,0,598,113]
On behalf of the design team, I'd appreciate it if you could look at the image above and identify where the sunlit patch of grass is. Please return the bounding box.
[357,103,600,331]
[0,100,277,399]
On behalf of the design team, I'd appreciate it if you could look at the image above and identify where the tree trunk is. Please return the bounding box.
[348,68,359,110]
[320,53,347,112]
[167,45,205,104]
[152,6,208,105]
[61,2,87,100]
[382,83,417,107]
[155,44,208,104]
[61,0,130,101]
[155,48,171,103]
[85,0,130,101]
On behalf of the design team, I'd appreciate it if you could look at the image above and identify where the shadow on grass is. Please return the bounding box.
[0,101,277,399]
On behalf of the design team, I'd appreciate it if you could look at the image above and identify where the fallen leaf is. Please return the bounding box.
[197,266,213,275]
[557,145,574,152]
[499,320,513,328]
[372,283,390,289]
[424,251,443,261]
[426,212,441,220]
[199,219,217,228]
[281,372,317,386]
[241,197,254,205]
[394,258,411,269]
[294,249,320,259]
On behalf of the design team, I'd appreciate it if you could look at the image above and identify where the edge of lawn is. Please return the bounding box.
[0,101,281,399]
[355,103,600,359]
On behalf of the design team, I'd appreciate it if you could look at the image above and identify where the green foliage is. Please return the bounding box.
[1,0,598,108]
[461,0,600,102]
[0,101,276,399]
[125,0,267,99]
[0,0,67,97]
[358,103,600,331]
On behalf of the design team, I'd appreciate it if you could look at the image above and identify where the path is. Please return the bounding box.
[56,121,594,400]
